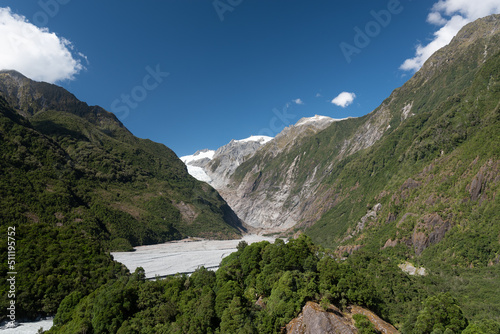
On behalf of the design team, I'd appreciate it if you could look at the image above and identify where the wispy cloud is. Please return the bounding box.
[293,98,304,105]
[331,92,356,108]
[0,7,86,83]
[400,0,500,72]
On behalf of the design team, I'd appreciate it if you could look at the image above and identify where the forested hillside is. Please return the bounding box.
[0,71,243,318]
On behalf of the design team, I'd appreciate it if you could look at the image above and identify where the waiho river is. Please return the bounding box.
[111,234,277,279]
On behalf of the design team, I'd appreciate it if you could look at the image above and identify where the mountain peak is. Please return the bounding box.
[233,135,273,145]
[181,149,215,164]
[0,69,28,80]
[295,115,350,127]
[415,14,500,82]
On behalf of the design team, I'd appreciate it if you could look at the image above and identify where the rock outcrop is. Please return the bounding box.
[285,302,356,334]
[285,302,399,334]
[412,213,451,255]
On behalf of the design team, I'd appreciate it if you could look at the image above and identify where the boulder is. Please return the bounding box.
[286,302,356,334]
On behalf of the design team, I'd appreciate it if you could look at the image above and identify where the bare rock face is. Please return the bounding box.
[207,136,272,189]
[382,238,398,249]
[468,170,485,201]
[183,116,343,231]
[398,261,427,276]
[286,302,356,334]
[412,213,451,255]
[222,111,391,231]
[341,103,391,158]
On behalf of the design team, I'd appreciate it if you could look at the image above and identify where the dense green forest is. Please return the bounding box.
[48,235,500,333]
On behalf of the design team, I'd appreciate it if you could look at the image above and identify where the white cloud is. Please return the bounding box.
[0,7,85,83]
[400,0,500,72]
[293,98,304,105]
[331,92,356,108]
[315,93,322,98]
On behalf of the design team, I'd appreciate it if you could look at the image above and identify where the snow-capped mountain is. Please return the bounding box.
[181,116,340,190]
[180,135,273,187]
[180,149,215,165]
[233,135,273,145]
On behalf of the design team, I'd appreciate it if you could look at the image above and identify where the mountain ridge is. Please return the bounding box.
[213,15,500,238]
[0,70,245,318]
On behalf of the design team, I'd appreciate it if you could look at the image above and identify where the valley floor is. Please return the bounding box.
[111,234,277,279]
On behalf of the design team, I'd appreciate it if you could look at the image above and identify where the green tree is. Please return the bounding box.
[414,293,468,333]
[353,314,378,334]
[462,320,500,334]
[219,296,254,334]
[215,280,242,318]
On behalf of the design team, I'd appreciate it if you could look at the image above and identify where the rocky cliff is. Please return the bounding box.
[207,135,273,188]
[221,101,392,231]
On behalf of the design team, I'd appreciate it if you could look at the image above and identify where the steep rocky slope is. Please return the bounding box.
[182,115,341,230]
[223,15,500,246]
[225,103,390,230]
[207,135,273,188]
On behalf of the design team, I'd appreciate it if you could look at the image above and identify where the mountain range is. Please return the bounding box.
[0,13,499,334]
[183,15,500,264]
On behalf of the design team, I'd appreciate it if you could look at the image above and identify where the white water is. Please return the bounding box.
[111,234,276,279]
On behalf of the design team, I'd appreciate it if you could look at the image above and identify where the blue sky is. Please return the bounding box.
[1,0,499,156]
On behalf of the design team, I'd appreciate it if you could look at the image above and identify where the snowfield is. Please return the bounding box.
[185,165,212,183]
[111,234,277,279]
[234,135,273,144]
[180,149,215,164]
